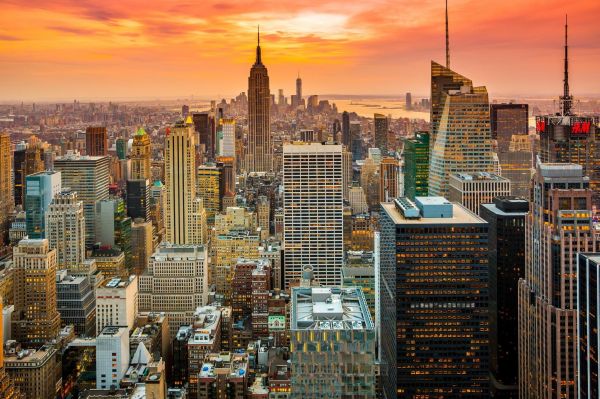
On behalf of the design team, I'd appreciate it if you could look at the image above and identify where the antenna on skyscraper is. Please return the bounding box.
[445,0,450,68]
[560,14,572,116]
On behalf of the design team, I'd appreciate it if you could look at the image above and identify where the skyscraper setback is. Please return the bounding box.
[518,163,598,398]
[247,29,272,172]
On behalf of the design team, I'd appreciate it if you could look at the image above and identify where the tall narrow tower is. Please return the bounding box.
[247,27,272,172]
[296,73,302,103]
[560,15,573,116]
[131,127,151,180]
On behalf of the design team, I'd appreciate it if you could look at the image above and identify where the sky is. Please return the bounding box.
[0,0,599,102]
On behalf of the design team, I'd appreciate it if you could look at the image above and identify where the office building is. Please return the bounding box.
[405,92,412,110]
[290,286,375,398]
[131,220,152,275]
[13,142,45,207]
[429,70,495,197]
[96,326,130,389]
[24,171,61,239]
[448,172,510,216]
[187,306,223,396]
[197,164,223,224]
[130,127,151,180]
[54,151,110,247]
[86,126,108,156]
[45,190,86,271]
[197,352,249,399]
[56,270,96,337]
[283,143,344,287]
[0,134,13,248]
[349,186,369,215]
[12,239,61,345]
[342,111,351,147]
[577,253,600,398]
[490,104,529,152]
[218,118,236,161]
[518,163,597,399]
[374,113,389,155]
[126,179,150,221]
[89,247,126,278]
[500,135,533,198]
[96,276,138,334]
[402,131,429,200]
[350,121,362,161]
[211,229,260,303]
[96,198,132,269]
[0,298,23,399]
[379,157,399,202]
[4,345,59,399]
[116,137,128,160]
[247,30,272,172]
[342,251,375,319]
[165,119,207,245]
[256,195,270,240]
[192,111,215,161]
[139,243,209,337]
[380,197,490,398]
[480,197,528,398]
[537,22,600,208]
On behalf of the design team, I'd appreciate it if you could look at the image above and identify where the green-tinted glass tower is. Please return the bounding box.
[403,132,429,200]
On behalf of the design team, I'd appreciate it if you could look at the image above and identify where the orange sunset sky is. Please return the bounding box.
[1,0,599,102]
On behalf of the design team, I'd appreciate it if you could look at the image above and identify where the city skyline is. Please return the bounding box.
[1,0,600,101]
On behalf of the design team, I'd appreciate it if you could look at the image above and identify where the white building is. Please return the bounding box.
[219,118,236,158]
[96,276,139,334]
[138,243,209,336]
[45,190,86,271]
[447,172,511,216]
[348,186,369,215]
[96,326,130,389]
[283,143,344,287]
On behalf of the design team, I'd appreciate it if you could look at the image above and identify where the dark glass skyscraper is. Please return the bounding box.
[480,197,528,399]
[577,253,600,399]
[402,131,429,200]
[374,113,388,155]
[490,104,529,152]
[85,126,108,156]
[380,197,489,399]
[342,111,350,147]
[247,29,272,172]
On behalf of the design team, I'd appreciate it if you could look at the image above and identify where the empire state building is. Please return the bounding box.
[247,28,272,172]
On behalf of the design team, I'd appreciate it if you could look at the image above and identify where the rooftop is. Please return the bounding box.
[99,276,136,289]
[283,142,342,153]
[98,326,128,337]
[291,286,373,331]
[383,199,485,225]
[199,352,248,379]
[451,172,508,182]
[538,162,585,179]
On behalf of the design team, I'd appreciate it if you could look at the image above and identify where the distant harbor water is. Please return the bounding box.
[329,99,430,121]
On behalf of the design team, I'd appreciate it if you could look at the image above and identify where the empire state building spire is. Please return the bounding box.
[255,25,262,65]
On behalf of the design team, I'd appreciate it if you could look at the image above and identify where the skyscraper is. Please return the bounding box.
[518,163,598,399]
[12,238,61,346]
[296,73,302,104]
[96,326,130,389]
[126,178,150,221]
[0,133,13,248]
[490,103,529,153]
[164,119,207,245]
[379,197,490,398]
[13,142,44,207]
[379,157,399,202]
[374,113,389,155]
[45,189,86,271]
[24,171,61,239]
[139,243,209,337]
[0,297,23,399]
[131,127,151,180]
[341,111,351,147]
[577,253,600,398]
[448,172,510,216]
[402,131,429,200]
[480,197,528,398]
[247,29,272,172]
[537,20,600,209]
[283,143,344,287]
[428,70,495,197]
[54,151,110,247]
[85,126,108,156]
[197,164,223,225]
[289,286,376,398]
